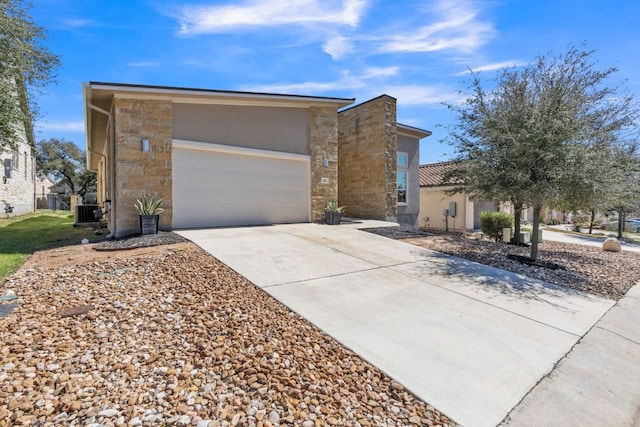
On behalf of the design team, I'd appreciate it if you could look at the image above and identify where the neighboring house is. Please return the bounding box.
[83,82,431,237]
[35,175,56,209]
[419,161,498,232]
[0,80,36,216]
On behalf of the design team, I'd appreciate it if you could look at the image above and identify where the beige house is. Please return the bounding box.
[419,161,497,232]
[84,83,430,237]
[0,79,36,216]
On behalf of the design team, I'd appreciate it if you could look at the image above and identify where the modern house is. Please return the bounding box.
[419,161,498,232]
[83,82,430,237]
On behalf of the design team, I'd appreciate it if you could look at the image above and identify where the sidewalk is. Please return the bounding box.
[502,283,640,426]
[542,227,640,253]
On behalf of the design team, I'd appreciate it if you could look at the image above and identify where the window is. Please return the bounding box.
[24,151,27,178]
[397,151,408,204]
[12,151,18,170]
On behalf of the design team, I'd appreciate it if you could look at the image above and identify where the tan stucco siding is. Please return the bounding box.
[419,186,469,232]
[172,103,310,155]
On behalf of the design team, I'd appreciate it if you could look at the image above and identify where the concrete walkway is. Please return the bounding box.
[542,227,640,253]
[177,221,613,427]
[503,284,640,426]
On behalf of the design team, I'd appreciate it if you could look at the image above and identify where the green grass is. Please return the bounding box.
[0,210,101,283]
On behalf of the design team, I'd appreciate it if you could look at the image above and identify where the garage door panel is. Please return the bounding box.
[173,146,309,228]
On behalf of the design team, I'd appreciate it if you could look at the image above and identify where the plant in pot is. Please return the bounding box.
[325,200,345,225]
[134,193,164,235]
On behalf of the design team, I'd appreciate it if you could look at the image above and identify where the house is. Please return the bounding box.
[0,80,36,216]
[35,175,56,209]
[419,161,498,232]
[83,82,431,237]
[338,95,431,228]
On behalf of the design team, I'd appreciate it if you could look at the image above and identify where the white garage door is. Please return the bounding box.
[172,140,310,229]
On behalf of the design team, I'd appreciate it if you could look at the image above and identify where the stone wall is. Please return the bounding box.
[309,106,339,221]
[0,136,35,216]
[338,95,397,221]
[113,98,172,237]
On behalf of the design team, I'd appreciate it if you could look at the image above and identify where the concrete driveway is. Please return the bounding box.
[177,221,613,427]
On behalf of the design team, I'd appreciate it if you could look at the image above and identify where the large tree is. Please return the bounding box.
[36,138,96,197]
[1,0,60,151]
[444,45,638,260]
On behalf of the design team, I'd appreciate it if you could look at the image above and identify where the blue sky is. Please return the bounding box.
[31,0,640,164]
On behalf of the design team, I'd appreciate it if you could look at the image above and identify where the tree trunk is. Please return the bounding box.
[530,204,543,261]
[513,202,523,243]
[588,209,595,234]
[617,209,623,239]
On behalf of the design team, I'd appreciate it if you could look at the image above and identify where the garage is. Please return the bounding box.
[172,140,310,229]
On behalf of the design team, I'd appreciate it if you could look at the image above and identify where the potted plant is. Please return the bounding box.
[134,193,164,235]
[325,200,345,225]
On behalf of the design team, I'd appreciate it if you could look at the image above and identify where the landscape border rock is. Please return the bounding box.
[1,245,456,426]
[93,231,188,251]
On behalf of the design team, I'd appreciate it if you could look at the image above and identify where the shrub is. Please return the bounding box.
[480,211,514,242]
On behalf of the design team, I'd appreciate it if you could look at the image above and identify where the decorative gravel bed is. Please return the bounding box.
[0,245,455,427]
[94,231,188,251]
[400,233,640,300]
[361,226,433,240]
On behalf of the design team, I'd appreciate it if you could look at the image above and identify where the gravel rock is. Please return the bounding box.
[0,245,455,426]
[93,231,187,251]
[402,232,640,300]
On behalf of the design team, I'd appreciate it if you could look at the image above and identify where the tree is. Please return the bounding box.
[444,45,639,260]
[1,0,60,151]
[36,138,96,197]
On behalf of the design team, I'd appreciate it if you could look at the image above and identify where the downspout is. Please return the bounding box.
[87,103,116,237]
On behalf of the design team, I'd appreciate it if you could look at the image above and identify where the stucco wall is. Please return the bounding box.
[113,98,173,237]
[0,137,35,215]
[172,103,309,155]
[419,186,468,232]
[338,95,397,221]
[397,135,419,227]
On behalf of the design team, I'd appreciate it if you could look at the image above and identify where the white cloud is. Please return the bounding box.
[375,85,463,105]
[323,36,354,60]
[243,66,400,94]
[242,78,362,94]
[362,66,399,78]
[37,121,85,132]
[60,18,94,28]
[456,60,526,75]
[377,0,495,54]
[176,0,368,34]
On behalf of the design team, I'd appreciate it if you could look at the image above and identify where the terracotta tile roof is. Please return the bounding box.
[419,161,462,187]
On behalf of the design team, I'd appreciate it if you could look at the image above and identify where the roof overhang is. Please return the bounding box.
[86,81,355,109]
[83,82,356,170]
[397,123,432,139]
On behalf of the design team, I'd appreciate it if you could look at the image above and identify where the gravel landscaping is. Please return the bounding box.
[400,232,640,300]
[94,231,188,251]
[1,244,455,427]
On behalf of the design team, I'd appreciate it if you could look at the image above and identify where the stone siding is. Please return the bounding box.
[113,98,172,237]
[338,95,397,221]
[309,106,339,221]
[0,136,35,215]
